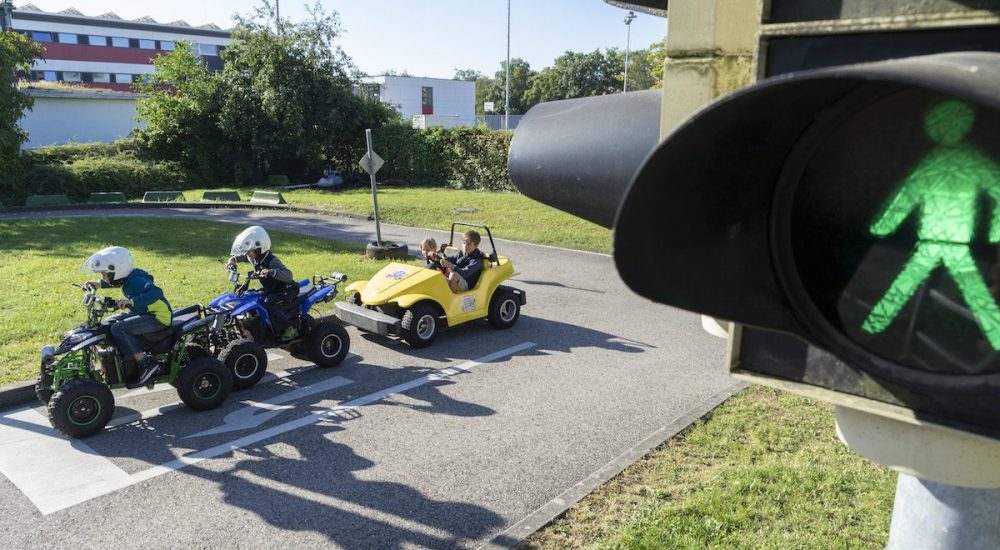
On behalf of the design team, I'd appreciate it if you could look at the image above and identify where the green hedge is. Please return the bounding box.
[370,124,513,191]
[11,141,195,206]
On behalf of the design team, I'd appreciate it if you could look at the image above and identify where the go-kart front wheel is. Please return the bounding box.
[219,339,268,389]
[176,357,232,411]
[306,321,350,368]
[401,304,438,348]
[488,289,521,329]
[48,378,115,438]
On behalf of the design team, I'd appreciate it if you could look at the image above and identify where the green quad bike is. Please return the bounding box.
[36,284,233,438]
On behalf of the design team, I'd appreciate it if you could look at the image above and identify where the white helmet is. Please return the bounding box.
[231,226,271,256]
[81,246,134,281]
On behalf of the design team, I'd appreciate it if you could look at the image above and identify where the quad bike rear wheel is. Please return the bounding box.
[219,339,268,389]
[306,321,350,368]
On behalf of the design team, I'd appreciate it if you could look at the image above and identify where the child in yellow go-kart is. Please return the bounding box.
[337,223,526,348]
[439,230,484,293]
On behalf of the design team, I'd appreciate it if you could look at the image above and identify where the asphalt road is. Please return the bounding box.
[0,208,737,549]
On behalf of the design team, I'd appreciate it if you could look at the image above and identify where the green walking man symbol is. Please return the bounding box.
[862,99,1000,349]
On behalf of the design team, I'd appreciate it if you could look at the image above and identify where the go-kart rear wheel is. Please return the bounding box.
[47,378,114,438]
[176,357,232,411]
[219,339,268,389]
[401,304,438,348]
[488,289,521,329]
[306,321,350,368]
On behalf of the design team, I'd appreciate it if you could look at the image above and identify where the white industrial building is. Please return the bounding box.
[358,76,475,128]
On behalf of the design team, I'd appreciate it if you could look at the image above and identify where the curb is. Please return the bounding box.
[0,381,37,411]
[0,200,373,222]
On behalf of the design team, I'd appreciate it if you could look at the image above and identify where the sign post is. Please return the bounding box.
[358,128,385,246]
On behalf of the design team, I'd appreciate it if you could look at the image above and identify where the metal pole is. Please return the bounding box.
[365,129,383,246]
[623,11,636,93]
[0,1,14,33]
[886,474,1000,549]
[504,0,511,131]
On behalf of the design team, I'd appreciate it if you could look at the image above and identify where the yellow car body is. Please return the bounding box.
[335,238,526,347]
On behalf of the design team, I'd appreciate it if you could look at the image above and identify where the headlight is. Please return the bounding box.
[68,332,92,344]
[41,345,55,363]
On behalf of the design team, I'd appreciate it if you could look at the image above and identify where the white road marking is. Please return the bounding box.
[186,376,353,438]
[0,408,132,515]
[0,342,535,515]
[132,342,536,482]
[114,351,356,405]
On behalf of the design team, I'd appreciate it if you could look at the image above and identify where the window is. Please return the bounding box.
[139,39,155,49]
[160,40,175,51]
[63,72,82,82]
[42,71,57,81]
[92,73,111,83]
[88,35,107,46]
[197,43,218,56]
[421,86,434,115]
[111,37,129,48]
[57,33,77,44]
[30,31,52,43]
[114,73,132,84]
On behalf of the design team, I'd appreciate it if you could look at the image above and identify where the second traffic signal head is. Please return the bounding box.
[615,51,1000,394]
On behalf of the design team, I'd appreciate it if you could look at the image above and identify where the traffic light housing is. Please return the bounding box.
[617,51,1000,435]
[510,51,1000,439]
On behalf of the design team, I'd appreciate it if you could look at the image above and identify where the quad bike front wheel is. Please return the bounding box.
[35,369,54,405]
[48,378,115,438]
[306,321,350,368]
[176,357,232,411]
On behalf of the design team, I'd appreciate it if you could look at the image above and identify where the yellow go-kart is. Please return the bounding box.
[335,223,526,347]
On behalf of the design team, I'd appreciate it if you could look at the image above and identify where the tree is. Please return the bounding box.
[0,32,43,192]
[475,76,494,115]
[452,68,481,81]
[485,58,536,115]
[136,1,396,183]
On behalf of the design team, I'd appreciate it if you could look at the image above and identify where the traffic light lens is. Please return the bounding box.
[786,87,1000,376]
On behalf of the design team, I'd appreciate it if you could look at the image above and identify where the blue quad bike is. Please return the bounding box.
[190,264,351,388]
[36,285,233,438]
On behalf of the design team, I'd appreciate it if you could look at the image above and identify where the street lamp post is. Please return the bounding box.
[504,0,511,131]
[0,1,15,33]
[623,10,637,93]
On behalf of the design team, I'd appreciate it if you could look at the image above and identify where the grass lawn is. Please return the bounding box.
[0,217,419,386]
[520,386,896,549]
[180,186,613,254]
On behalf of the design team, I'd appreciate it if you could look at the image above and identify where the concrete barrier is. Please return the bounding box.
[142,191,185,202]
[26,194,71,207]
[266,174,290,186]
[88,192,127,203]
[201,190,242,202]
[250,190,287,205]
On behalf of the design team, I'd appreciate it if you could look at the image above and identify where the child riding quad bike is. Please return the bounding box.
[190,226,350,387]
[37,284,232,438]
[335,223,526,348]
[198,266,351,382]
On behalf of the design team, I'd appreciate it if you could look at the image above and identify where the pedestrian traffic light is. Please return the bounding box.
[510,51,1000,438]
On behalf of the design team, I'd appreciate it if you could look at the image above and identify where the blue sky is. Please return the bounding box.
[19,1,668,78]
